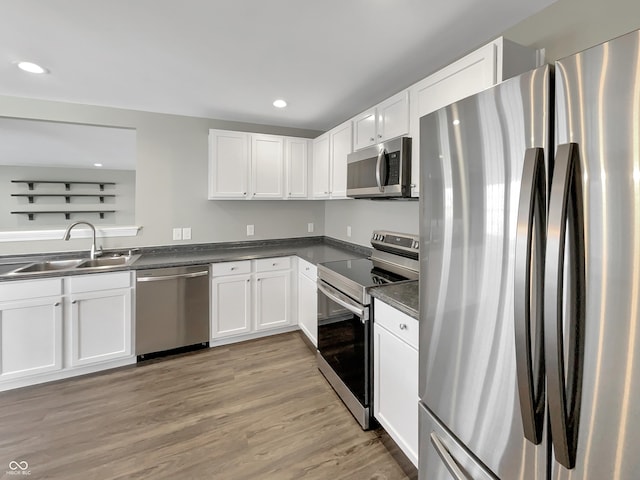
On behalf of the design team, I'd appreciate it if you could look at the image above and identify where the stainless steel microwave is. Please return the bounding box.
[346,137,412,198]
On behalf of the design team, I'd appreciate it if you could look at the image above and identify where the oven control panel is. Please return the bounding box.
[371,230,419,258]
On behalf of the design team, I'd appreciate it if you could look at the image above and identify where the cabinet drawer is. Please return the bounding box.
[210,260,251,276]
[255,256,291,273]
[374,300,418,349]
[0,278,62,302]
[67,271,131,293]
[298,258,317,280]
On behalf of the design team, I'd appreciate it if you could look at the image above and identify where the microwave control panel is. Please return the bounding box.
[386,151,400,184]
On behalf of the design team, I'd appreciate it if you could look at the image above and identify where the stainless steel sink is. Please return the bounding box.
[6,253,140,276]
[76,256,131,269]
[10,259,85,274]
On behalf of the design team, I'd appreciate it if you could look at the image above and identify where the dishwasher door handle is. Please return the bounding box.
[137,270,209,282]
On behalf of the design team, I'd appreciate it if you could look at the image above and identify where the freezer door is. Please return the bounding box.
[419,403,498,480]
[419,65,551,479]
[550,28,640,479]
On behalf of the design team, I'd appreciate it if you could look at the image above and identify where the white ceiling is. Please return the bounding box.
[0,0,556,132]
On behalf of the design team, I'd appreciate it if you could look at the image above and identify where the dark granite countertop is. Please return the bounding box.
[370,280,419,320]
[0,236,370,282]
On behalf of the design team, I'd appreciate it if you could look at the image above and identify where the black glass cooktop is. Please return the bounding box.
[319,257,408,288]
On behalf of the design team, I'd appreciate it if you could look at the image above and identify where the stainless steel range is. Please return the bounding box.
[317,230,419,429]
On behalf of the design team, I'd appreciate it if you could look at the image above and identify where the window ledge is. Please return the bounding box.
[0,225,141,242]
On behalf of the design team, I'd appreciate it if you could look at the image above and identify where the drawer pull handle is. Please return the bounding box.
[272,263,277,266]
[399,323,408,330]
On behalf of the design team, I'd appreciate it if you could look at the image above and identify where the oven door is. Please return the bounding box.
[317,280,370,409]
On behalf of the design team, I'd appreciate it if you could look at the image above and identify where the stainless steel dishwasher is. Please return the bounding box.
[136,265,209,357]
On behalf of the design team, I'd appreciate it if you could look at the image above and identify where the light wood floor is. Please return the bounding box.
[0,332,413,479]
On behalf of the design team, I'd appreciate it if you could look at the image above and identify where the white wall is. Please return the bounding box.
[0,95,324,255]
[324,200,418,247]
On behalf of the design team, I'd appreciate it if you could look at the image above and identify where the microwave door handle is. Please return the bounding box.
[376,148,385,192]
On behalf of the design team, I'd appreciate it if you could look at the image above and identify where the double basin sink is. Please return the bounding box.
[7,253,141,276]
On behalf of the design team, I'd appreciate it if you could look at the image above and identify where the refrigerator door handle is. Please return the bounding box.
[514,147,547,445]
[544,142,586,470]
[430,432,471,480]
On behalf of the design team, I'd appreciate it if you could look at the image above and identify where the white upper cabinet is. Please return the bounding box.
[353,91,409,151]
[252,134,284,199]
[377,91,410,143]
[208,130,250,199]
[285,137,309,199]
[329,120,352,199]
[312,133,331,198]
[408,37,537,197]
[312,121,352,199]
[353,108,377,151]
[209,129,311,200]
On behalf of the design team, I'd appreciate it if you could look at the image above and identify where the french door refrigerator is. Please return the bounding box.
[418,29,640,479]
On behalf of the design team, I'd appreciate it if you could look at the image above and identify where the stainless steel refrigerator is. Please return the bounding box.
[418,29,640,479]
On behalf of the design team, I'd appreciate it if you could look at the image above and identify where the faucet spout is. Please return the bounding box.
[62,221,100,259]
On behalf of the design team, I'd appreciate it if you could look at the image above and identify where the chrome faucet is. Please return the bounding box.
[62,221,102,259]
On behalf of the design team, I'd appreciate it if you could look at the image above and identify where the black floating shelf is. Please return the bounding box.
[11,180,116,191]
[11,210,116,221]
[11,193,116,204]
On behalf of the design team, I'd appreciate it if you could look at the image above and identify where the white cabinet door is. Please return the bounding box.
[374,320,419,467]
[285,137,309,198]
[0,298,62,380]
[252,134,284,199]
[329,121,352,199]
[312,134,331,198]
[378,90,409,142]
[409,43,497,197]
[69,289,132,367]
[211,274,252,339]
[373,300,419,467]
[353,109,377,151]
[208,129,250,199]
[297,265,317,347]
[255,270,290,331]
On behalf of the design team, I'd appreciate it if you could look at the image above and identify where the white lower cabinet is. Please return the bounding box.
[0,295,63,381]
[373,299,419,467]
[297,258,317,346]
[0,272,135,391]
[210,257,295,345]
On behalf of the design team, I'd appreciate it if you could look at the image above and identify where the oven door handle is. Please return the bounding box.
[318,281,369,322]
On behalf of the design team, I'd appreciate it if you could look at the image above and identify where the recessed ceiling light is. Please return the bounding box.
[93,163,103,167]
[16,61,49,74]
[273,99,287,108]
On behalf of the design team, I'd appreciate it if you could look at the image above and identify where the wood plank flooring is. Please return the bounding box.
[0,332,413,479]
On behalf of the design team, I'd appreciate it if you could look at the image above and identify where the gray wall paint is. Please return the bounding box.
[324,200,418,247]
[0,95,324,254]
[504,0,640,62]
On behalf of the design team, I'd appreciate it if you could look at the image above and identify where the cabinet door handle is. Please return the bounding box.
[72,300,77,304]
[54,302,60,307]
[369,137,374,142]
[377,134,382,138]
[399,323,407,330]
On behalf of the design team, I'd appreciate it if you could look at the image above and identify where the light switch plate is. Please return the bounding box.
[182,227,192,240]
[347,226,352,238]
[307,222,314,233]
[247,224,255,236]
[172,228,182,240]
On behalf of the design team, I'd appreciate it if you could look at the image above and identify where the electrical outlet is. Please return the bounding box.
[182,227,192,240]
[347,226,352,238]
[247,224,255,236]
[172,228,182,241]
[307,222,314,233]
